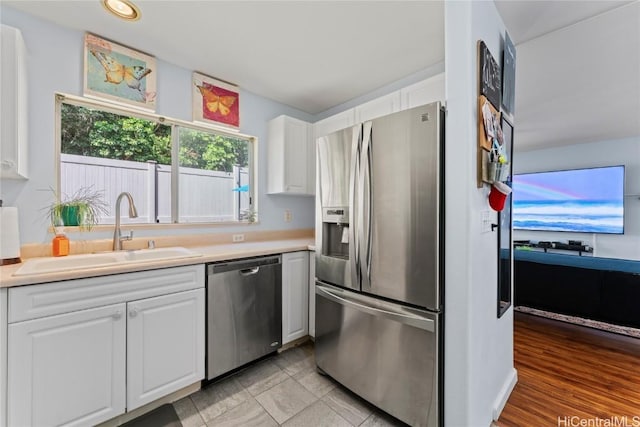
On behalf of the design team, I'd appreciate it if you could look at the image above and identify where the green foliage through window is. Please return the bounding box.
[61,103,171,164]
[179,128,248,172]
[61,103,249,172]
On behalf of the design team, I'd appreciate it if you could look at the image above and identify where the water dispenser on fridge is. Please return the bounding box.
[315,126,358,290]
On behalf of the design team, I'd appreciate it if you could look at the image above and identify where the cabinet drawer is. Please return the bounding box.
[9,265,205,323]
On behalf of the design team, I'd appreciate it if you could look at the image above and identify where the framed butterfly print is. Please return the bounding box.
[84,33,157,111]
[192,72,240,130]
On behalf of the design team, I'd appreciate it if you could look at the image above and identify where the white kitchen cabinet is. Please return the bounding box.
[0,25,28,180]
[354,92,401,123]
[8,303,127,427]
[282,251,309,344]
[308,251,316,338]
[400,73,445,111]
[267,115,314,195]
[6,265,204,427]
[127,288,205,410]
[313,108,356,139]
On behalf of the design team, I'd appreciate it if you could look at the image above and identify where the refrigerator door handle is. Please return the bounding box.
[359,122,373,286]
[316,284,435,332]
[349,124,361,288]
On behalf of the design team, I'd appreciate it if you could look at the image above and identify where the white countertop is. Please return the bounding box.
[1,238,315,288]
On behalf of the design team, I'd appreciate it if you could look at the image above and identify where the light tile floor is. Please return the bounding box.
[173,341,406,427]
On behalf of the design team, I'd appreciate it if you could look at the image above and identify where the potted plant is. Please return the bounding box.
[46,186,109,230]
[241,207,257,223]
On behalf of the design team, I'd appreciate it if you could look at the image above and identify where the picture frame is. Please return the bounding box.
[192,72,240,130]
[502,32,516,117]
[84,33,157,111]
[478,40,502,110]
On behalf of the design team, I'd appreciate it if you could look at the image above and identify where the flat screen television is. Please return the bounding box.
[512,165,624,234]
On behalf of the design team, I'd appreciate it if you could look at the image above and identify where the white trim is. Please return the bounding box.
[56,92,254,141]
[492,367,518,421]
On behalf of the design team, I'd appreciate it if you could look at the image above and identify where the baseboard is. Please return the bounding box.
[278,335,312,352]
[492,367,518,421]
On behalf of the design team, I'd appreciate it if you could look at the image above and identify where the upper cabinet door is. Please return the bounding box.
[126,288,205,411]
[354,92,401,123]
[8,303,126,427]
[400,73,445,111]
[0,25,28,180]
[313,109,356,139]
[267,115,314,195]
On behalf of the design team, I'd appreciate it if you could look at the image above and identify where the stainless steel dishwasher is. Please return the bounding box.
[206,255,282,380]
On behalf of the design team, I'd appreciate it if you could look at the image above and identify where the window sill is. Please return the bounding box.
[49,221,260,234]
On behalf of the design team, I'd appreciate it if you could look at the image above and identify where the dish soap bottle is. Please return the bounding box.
[52,227,70,257]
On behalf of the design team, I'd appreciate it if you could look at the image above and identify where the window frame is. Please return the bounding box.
[55,92,258,228]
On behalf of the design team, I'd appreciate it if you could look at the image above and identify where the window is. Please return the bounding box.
[57,95,255,225]
[177,127,251,223]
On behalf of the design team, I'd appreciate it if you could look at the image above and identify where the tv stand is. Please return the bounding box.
[514,251,640,329]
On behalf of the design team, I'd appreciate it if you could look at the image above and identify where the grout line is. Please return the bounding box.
[251,395,280,426]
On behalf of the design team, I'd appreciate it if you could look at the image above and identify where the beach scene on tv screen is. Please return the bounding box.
[512,166,624,234]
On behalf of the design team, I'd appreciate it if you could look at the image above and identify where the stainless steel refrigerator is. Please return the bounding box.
[315,102,443,427]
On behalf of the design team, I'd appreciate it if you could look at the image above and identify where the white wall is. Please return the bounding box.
[444,2,516,425]
[0,6,316,244]
[514,137,640,260]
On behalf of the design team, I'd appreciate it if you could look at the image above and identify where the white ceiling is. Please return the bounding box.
[3,0,444,115]
[4,0,639,152]
[494,0,633,44]
[501,1,640,151]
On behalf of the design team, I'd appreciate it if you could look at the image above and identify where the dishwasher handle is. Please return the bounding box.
[239,267,260,276]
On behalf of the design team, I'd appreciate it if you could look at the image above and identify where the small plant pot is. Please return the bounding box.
[61,205,80,226]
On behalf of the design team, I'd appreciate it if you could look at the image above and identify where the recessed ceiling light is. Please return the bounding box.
[102,0,140,21]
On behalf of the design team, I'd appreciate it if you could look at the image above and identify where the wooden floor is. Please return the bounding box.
[497,312,640,426]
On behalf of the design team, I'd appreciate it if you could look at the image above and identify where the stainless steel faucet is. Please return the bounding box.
[113,192,139,251]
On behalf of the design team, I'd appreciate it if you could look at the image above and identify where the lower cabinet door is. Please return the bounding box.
[282,251,309,344]
[126,289,205,411]
[8,303,126,427]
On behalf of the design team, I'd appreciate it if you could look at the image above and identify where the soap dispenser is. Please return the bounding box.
[52,227,70,257]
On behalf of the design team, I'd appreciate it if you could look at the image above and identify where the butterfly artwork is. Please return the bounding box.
[90,50,152,100]
[192,72,240,129]
[84,33,157,111]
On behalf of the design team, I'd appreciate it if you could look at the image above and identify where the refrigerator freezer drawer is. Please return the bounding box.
[315,283,439,427]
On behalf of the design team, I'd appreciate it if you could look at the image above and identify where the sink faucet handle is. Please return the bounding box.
[120,230,134,241]
[147,240,156,249]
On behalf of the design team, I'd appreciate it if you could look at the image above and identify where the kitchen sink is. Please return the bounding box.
[13,247,202,276]
[13,253,123,276]
[122,247,203,262]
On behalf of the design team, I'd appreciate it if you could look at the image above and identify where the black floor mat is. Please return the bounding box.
[121,403,182,427]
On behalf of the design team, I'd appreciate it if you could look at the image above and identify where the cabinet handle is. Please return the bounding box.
[112,310,122,320]
[129,307,138,318]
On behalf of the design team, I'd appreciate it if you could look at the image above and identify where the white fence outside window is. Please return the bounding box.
[61,153,249,224]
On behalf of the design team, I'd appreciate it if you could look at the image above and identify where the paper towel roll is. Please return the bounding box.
[0,206,21,263]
